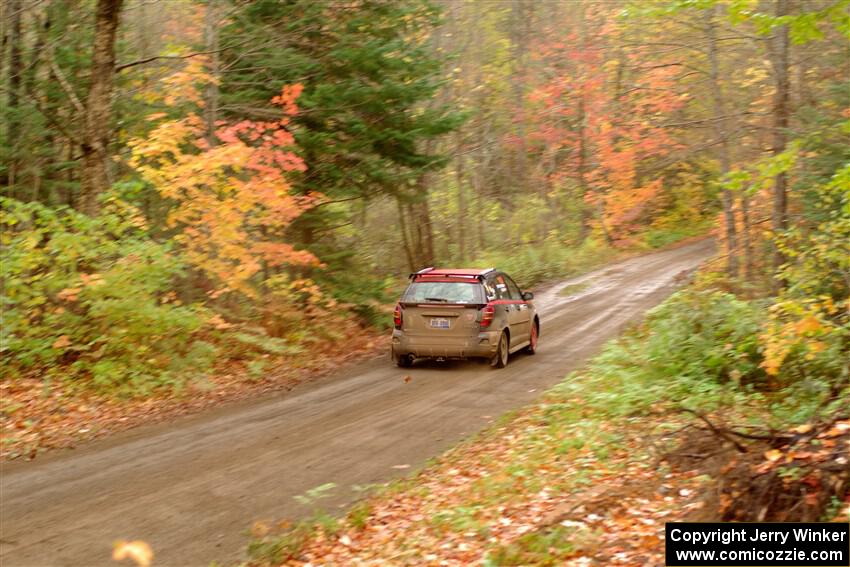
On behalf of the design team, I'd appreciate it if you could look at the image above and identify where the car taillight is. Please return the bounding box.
[480,303,495,328]
[393,304,403,329]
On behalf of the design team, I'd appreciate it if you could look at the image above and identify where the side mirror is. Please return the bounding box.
[521,291,534,301]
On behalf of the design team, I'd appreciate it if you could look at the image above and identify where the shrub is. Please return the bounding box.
[576,284,847,426]
[1,197,216,396]
[571,290,765,418]
[644,290,766,387]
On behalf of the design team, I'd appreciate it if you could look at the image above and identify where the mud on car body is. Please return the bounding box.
[391,268,539,368]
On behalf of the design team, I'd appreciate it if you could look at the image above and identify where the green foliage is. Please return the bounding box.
[220,0,464,273]
[645,290,766,386]
[569,290,757,418]
[484,525,575,566]
[347,501,373,531]
[781,163,850,301]
[0,197,215,395]
[246,522,314,566]
[720,143,800,198]
[726,0,850,43]
[759,162,850,406]
[568,279,847,427]
[430,504,486,533]
[313,269,395,330]
[232,331,302,357]
[293,482,338,508]
[223,0,462,195]
[642,223,709,249]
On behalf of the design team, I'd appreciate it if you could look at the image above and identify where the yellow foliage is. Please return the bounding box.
[759,298,837,377]
[128,86,321,296]
[794,315,822,335]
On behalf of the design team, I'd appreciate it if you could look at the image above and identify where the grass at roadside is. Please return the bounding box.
[243,285,849,566]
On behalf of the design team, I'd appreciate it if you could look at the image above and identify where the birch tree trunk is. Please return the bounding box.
[79,0,123,216]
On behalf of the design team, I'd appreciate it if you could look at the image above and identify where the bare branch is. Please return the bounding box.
[47,46,85,115]
[114,38,253,73]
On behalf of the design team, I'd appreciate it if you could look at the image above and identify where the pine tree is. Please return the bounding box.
[220,0,464,258]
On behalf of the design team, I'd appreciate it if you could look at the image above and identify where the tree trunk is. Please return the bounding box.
[396,198,416,272]
[770,0,790,286]
[597,201,613,245]
[204,0,220,145]
[509,0,532,197]
[79,0,123,216]
[27,8,53,203]
[706,6,739,278]
[576,3,593,242]
[397,197,437,272]
[5,0,23,194]
[741,193,754,281]
[412,197,435,268]
[577,93,592,242]
[456,133,467,263]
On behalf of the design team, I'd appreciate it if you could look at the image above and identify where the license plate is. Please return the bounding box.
[430,318,450,329]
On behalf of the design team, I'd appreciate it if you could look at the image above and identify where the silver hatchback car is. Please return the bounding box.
[391,268,539,368]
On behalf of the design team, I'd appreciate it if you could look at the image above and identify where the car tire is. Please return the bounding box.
[491,331,509,369]
[396,353,414,368]
[525,322,539,355]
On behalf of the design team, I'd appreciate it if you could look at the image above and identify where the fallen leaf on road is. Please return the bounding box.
[251,520,270,537]
[403,375,412,383]
[112,540,153,567]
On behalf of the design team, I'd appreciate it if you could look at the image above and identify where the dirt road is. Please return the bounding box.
[1,240,714,566]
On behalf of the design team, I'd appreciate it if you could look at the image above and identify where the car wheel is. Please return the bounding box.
[396,353,414,368]
[525,322,539,355]
[491,331,509,368]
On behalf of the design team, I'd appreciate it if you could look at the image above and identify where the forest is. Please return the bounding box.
[0,0,848,563]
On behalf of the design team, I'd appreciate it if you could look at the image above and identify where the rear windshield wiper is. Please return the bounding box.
[424,297,449,302]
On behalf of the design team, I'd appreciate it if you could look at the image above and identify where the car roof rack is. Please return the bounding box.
[409,266,435,279]
[408,267,497,281]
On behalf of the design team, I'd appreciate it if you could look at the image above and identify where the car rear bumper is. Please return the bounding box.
[391,329,500,359]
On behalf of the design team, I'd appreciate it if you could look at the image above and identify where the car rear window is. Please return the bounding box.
[403,281,484,304]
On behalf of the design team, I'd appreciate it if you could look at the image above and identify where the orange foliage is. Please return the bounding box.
[129,84,321,295]
[527,4,685,239]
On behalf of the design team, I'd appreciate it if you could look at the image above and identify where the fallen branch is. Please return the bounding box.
[679,408,748,453]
